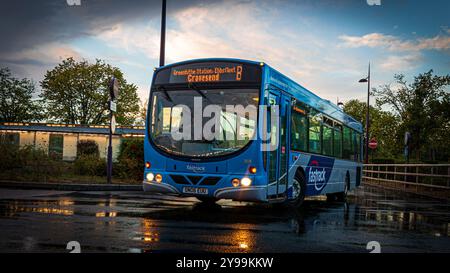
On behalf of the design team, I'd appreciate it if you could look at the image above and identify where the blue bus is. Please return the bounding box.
[144,58,363,207]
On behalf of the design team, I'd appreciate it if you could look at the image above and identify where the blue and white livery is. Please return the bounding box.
[143,58,363,207]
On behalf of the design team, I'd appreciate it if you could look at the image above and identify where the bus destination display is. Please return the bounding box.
[169,63,243,83]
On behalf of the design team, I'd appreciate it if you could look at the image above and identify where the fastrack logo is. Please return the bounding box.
[186,164,205,173]
[308,159,328,191]
[309,168,326,189]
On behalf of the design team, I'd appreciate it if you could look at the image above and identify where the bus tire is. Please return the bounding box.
[335,173,350,202]
[288,171,306,209]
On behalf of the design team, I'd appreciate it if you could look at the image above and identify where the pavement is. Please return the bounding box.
[0,185,449,253]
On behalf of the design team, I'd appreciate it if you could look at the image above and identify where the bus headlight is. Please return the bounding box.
[146,173,154,182]
[240,177,252,187]
[231,178,240,187]
[155,174,163,183]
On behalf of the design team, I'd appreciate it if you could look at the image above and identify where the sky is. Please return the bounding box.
[0,0,449,106]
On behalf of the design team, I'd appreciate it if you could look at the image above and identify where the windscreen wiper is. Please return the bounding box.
[188,82,211,103]
[156,86,173,103]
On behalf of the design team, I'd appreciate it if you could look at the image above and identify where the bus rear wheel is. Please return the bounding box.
[288,172,306,209]
[333,174,350,202]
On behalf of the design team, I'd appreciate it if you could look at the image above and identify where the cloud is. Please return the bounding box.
[379,54,422,71]
[97,1,350,81]
[5,0,445,106]
[2,43,81,66]
[0,42,83,88]
[4,0,367,103]
[339,32,450,51]
[0,0,218,56]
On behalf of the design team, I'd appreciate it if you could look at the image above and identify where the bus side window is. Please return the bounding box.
[322,124,333,156]
[290,102,308,151]
[308,110,321,154]
[353,131,361,162]
[343,126,352,160]
[333,124,342,158]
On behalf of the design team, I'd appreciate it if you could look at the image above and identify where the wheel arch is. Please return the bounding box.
[294,165,306,180]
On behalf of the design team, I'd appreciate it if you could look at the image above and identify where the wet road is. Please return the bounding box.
[0,186,449,253]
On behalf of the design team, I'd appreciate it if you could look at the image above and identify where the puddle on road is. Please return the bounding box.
[0,186,448,252]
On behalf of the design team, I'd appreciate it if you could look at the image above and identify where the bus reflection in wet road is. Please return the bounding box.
[0,185,448,253]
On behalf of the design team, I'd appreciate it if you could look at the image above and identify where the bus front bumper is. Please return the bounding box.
[142,181,179,194]
[214,186,267,202]
[142,181,267,202]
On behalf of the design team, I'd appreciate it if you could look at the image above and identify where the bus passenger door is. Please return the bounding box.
[278,95,290,197]
[266,92,290,200]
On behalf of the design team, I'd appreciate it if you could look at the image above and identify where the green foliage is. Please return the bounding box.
[118,138,144,161]
[40,57,140,125]
[0,139,142,183]
[0,140,20,170]
[370,158,396,164]
[0,142,64,178]
[373,70,450,161]
[343,99,401,158]
[73,155,106,176]
[0,67,43,122]
[76,140,100,158]
[137,99,148,126]
[115,138,144,181]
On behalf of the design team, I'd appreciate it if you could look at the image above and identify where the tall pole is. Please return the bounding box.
[107,78,118,185]
[365,62,371,164]
[159,0,166,67]
[107,110,113,184]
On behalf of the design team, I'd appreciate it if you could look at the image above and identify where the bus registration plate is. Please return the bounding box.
[182,186,208,195]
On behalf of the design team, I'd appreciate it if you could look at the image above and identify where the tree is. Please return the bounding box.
[137,99,148,126]
[40,58,140,125]
[0,67,42,122]
[343,99,401,158]
[373,70,450,161]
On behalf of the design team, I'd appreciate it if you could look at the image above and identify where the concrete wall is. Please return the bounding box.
[19,132,35,146]
[2,131,136,162]
[35,132,49,151]
[63,134,78,161]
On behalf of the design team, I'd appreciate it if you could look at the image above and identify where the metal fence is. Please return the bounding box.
[363,164,450,200]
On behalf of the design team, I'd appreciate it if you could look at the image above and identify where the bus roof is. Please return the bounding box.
[156,58,363,133]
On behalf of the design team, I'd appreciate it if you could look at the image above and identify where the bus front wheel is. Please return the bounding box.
[288,172,306,209]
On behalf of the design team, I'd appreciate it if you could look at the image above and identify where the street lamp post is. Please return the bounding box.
[107,77,119,184]
[359,62,371,164]
[159,0,167,67]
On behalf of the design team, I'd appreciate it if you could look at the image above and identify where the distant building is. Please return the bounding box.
[0,122,145,161]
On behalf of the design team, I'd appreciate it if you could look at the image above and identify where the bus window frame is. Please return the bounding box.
[288,103,362,163]
[307,108,322,155]
[147,84,262,162]
[290,99,309,153]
